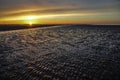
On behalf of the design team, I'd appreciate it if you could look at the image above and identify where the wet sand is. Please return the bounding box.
[0,25,120,80]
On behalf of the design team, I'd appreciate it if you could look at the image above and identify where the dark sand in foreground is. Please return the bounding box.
[0,25,120,80]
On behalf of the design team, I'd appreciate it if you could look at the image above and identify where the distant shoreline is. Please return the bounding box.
[0,24,120,32]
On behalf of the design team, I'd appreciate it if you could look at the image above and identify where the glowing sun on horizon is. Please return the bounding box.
[29,21,33,26]
[26,16,37,25]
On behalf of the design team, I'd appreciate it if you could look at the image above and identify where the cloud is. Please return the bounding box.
[0,0,120,24]
[0,0,120,11]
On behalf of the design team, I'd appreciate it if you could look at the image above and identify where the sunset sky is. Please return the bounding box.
[0,0,120,24]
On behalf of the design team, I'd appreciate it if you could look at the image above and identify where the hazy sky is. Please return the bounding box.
[0,0,120,24]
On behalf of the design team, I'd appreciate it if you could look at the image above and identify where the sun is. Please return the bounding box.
[29,21,33,26]
[22,15,39,25]
[25,16,37,26]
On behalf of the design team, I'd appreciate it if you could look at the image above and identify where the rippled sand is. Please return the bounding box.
[0,25,120,80]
